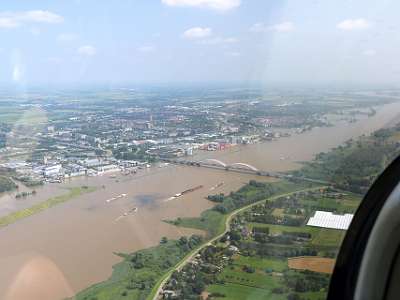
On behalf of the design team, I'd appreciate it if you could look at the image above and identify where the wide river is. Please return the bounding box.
[1,102,400,300]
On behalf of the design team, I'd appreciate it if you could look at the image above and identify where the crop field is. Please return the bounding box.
[288,256,335,274]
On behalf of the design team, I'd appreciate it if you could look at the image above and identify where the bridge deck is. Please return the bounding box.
[161,159,330,185]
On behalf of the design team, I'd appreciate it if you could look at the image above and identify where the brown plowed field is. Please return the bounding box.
[288,256,335,274]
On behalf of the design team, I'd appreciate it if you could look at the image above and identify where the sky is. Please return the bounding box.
[0,0,399,86]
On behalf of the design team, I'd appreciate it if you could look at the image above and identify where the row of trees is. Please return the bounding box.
[250,213,305,227]
[284,270,330,293]
[113,145,157,162]
[130,235,203,270]
[239,241,318,258]
[211,180,279,215]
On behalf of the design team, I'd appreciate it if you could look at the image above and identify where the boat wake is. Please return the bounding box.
[114,207,138,222]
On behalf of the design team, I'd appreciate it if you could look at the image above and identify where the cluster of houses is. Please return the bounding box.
[0,157,149,183]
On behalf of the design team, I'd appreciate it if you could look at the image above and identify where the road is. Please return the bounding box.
[150,185,326,300]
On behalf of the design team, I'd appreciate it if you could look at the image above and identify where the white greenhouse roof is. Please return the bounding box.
[307,211,354,230]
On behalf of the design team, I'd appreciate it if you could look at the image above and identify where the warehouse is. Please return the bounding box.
[307,210,354,230]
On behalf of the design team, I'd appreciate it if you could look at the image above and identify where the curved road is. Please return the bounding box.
[150,185,325,300]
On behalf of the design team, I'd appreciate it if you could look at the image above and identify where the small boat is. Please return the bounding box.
[122,207,138,216]
[106,193,127,203]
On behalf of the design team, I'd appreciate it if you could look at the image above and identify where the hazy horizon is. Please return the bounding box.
[0,0,399,86]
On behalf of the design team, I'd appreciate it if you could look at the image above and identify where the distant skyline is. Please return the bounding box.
[0,0,399,86]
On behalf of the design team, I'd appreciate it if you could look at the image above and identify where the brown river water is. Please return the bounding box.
[1,102,400,300]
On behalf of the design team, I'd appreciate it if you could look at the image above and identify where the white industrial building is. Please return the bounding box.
[307,210,354,230]
[43,164,63,177]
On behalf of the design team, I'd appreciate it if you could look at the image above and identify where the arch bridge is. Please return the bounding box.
[200,158,259,172]
[161,157,329,184]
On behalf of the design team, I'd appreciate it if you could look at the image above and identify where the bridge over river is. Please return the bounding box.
[161,158,330,185]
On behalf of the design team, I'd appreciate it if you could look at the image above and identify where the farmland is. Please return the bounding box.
[288,257,335,274]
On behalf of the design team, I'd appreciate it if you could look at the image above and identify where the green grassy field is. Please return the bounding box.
[0,185,96,228]
[339,197,362,212]
[299,195,360,214]
[166,208,226,237]
[300,197,339,211]
[247,223,345,248]
[221,267,282,290]
[207,282,286,300]
[299,291,327,300]
[311,228,346,247]
[233,255,288,272]
[208,250,329,300]
[212,253,289,298]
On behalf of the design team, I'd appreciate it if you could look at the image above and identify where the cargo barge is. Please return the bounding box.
[165,185,204,201]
